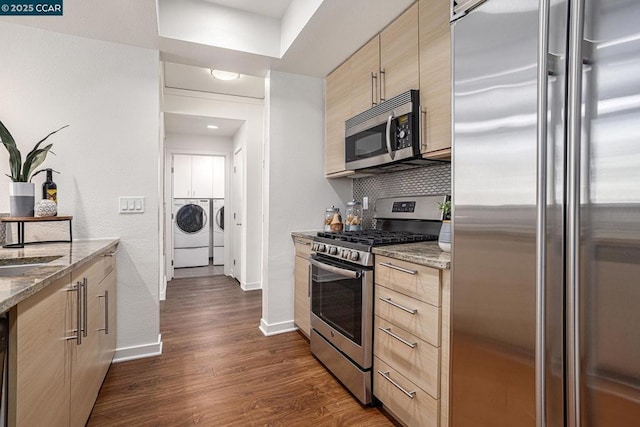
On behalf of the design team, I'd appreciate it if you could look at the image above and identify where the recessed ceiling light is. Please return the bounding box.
[210,69,241,81]
[207,125,219,129]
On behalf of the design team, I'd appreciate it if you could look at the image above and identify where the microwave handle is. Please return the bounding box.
[386,114,395,160]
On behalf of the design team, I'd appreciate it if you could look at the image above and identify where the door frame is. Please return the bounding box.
[162,147,231,298]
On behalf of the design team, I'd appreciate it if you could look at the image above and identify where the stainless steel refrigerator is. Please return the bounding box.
[451,0,640,425]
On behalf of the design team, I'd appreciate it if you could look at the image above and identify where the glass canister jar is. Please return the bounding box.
[345,200,363,231]
[324,206,343,232]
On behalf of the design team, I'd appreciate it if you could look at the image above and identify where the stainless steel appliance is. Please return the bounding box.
[345,90,441,172]
[452,0,640,425]
[310,195,446,404]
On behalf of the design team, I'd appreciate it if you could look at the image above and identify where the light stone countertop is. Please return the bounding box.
[373,241,451,270]
[291,231,319,240]
[0,239,119,313]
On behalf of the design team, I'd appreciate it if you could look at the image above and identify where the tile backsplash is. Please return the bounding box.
[353,163,451,228]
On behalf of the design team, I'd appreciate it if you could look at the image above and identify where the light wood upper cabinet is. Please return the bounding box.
[380,3,420,102]
[325,60,353,177]
[419,0,452,158]
[350,37,381,116]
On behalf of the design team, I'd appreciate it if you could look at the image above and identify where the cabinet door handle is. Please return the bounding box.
[379,297,417,315]
[379,68,386,102]
[378,326,417,348]
[82,278,88,338]
[379,261,417,275]
[66,283,82,344]
[370,71,378,107]
[421,107,428,152]
[98,290,109,335]
[377,370,416,399]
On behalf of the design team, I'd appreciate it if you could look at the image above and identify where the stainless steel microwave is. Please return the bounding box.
[345,89,421,171]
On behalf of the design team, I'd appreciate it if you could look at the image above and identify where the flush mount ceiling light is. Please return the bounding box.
[210,69,241,81]
[207,125,219,129]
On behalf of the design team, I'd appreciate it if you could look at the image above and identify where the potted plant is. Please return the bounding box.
[437,199,451,252]
[0,120,68,217]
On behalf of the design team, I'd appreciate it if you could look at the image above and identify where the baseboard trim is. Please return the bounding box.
[242,281,261,291]
[113,334,163,363]
[259,318,297,336]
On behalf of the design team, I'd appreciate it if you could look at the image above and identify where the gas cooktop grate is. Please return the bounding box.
[316,230,438,246]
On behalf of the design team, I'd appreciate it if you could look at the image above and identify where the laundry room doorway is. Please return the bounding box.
[171,153,226,280]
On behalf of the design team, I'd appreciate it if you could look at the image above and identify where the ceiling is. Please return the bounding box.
[1,0,415,137]
[202,0,294,19]
[164,113,245,137]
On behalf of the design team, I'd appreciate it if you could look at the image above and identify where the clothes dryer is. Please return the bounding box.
[174,199,210,268]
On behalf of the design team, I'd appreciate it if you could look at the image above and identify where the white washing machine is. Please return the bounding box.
[174,199,210,268]
[212,199,225,266]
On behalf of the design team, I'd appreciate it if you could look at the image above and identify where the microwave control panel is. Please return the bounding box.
[395,113,413,149]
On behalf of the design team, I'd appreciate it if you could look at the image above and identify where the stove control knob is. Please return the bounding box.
[311,243,318,251]
[342,250,350,259]
[318,244,326,252]
[350,251,360,262]
[328,246,338,255]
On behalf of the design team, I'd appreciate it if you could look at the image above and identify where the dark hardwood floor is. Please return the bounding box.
[88,275,397,426]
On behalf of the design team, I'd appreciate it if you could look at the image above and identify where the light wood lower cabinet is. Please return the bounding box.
[9,252,117,427]
[293,237,312,337]
[374,256,450,427]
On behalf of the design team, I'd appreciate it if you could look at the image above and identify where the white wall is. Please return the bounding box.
[0,22,162,359]
[260,71,352,335]
[163,90,263,290]
[158,0,280,58]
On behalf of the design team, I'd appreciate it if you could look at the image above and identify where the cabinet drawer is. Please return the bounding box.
[374,316,440,399]
[293,238,312,259]
[375,255,441,306]
[375,285,440,346]
[374,357,439,427]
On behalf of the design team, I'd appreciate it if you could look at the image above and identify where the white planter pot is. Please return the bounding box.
[9,182,35,217]
[438,220,451,253]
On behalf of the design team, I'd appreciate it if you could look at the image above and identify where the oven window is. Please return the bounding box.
[345,122,389,163]
[311,264,363,345]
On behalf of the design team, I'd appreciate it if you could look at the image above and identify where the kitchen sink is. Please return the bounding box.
[0,256,62,277]
[0,264,45,276]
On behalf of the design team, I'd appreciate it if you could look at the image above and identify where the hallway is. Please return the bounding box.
[88,275,396,426]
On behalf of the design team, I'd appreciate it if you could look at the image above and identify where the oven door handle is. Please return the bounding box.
[309,258,362,279]
[385,114,395,160]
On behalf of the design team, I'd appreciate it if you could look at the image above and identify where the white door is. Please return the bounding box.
[191,155,214,198]
[173,154,192,198]
[212,156,225,199]
[232,148,243,283]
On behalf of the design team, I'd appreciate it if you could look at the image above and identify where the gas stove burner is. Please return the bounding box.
[316,230,438,246]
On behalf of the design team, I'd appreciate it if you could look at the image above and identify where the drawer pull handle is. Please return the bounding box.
[103,251,117,257]
[378,327,417,348]
[377,370,416,399]
[379,262,417,275]
[379,297,417,315]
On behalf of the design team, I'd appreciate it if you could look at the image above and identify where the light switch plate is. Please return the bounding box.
[363,196,369,210]
[119,197,145,214]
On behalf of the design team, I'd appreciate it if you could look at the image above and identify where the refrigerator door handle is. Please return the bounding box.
[567,0,587,426]
[536,1,552,426]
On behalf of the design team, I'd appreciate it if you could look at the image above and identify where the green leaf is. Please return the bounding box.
[0,120,21,181]
[0,120,16,147]
[23,144,53,182]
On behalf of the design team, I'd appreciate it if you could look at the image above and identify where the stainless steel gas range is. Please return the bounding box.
[309,195,447,404]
